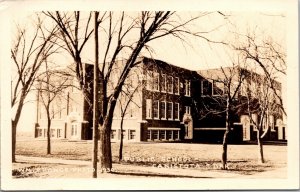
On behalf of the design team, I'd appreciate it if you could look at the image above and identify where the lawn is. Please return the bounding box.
[15,139,287,177]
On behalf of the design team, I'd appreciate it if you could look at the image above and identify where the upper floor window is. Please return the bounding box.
[167,76,173,93]
[146,71,153,90]
[185,80,191,97]
[161,74,167,92]
[153,72,159,91]
[174,77,180,95]
[212,80,224,96]
[201,80,211,96]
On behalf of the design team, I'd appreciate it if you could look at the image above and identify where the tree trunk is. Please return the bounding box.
[12,120,17,162]
[222,97,231,170]
[11,92,27,163]
[99,125,112,171]
[46,111,51,155]
[119,115,125,161]
[257,128,265,163]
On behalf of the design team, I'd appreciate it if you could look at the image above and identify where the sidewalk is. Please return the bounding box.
[14,155,286,179]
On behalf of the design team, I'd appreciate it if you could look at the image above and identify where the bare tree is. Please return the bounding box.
[242,67,282,163]
[232,31,286,163]
[36,60,70,154]
[45,11,226,173]
[11,15,57,162]
[118,75,142,161]
[199,62,246,169]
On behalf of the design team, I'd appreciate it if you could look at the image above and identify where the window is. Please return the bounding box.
[57,129,62,138]
[174,130,179,140]
[251,114,258,130]
[71,123,78,136]
[185,106,191,115]
[185,80,191,96]
[51,129,55,137]
[270,115,275,130]
[161,74,167,92]
[159,130,166,140]
[174,77,180,95]
[129,130,136,140]
[166,130,173,140]
[147,130,151,140]
[167,102,173,120]
[160,101,166,119]
[167,76,173,93]
[119,130,126,139]
[152,130,159,140]
[37,129,43,137]
[153,100,159,119]
[146,99,152,119]
[146,71,153,90]
[174,103,180,120]
[201,80,211,95]
[153,72,159,91]
[212,80,224,96]
[111,130,116,139]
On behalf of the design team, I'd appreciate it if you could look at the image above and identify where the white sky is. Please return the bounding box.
[6,2,288,132]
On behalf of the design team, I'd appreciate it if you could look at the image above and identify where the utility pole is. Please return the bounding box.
[92,11,99,178]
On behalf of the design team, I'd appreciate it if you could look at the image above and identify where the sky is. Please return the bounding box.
[5,2,289,132]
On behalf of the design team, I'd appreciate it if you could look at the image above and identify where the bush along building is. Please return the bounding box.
[34,57,287,143]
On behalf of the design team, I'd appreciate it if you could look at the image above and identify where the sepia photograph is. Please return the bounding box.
[0,0,299,190]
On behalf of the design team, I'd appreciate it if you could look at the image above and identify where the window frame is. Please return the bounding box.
[174,102,180,121]
[185,79,191,97]
[153,100,159,119]
[160,101,167,120]
[167,102,173,120]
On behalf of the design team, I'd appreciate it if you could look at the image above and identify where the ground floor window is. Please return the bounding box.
[129,130,136,140]
[111,130,116,139]
[57,129,62,138]
[119,129,126,139]
[51,129,55,137]
[147,129,180,141]
[37,129,43,137]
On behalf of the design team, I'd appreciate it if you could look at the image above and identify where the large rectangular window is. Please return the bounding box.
[167,102,173,120]
[174,77,180,95]
[167,76,173,93]
[146,71,153,90]
[153,100,159,119]
[185,106,191,115]
[153,72,159,91]
[161,74,167,92]
[212,80,224,96]
[146,99,152,119]
[185,80,191,96]
[201,80,211,95]
[174,103,180,120]
[160,101,166,119]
